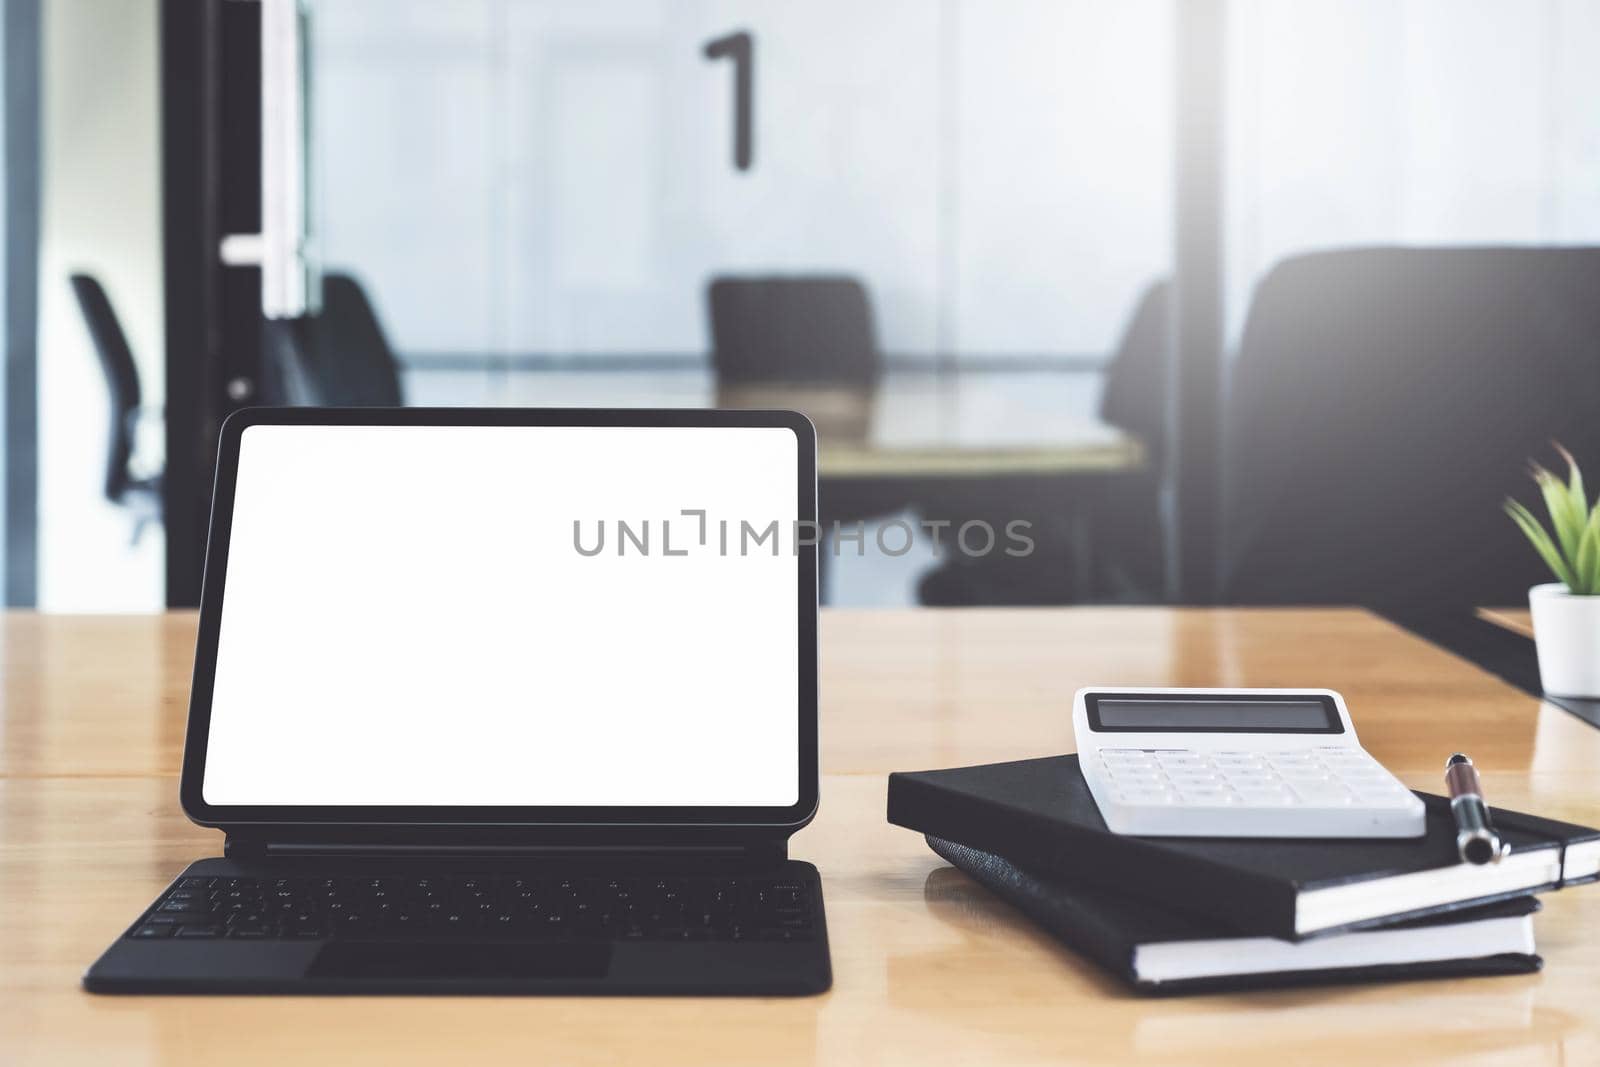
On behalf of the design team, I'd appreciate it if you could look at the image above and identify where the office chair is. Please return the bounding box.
[70,273,161,541]
[261,272,404,406]
[706,275,882,387]
[915,281,1171,607]
[1092,279,1170,600]
[707,274,889,603]
[1222,246,1600,607]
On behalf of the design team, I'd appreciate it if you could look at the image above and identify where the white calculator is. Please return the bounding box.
[1073,687,1425,838]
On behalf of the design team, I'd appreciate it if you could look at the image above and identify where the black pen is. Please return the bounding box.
[1445,753,1508,865]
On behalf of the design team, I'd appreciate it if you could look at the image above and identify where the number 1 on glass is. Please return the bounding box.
[703,30,753,171]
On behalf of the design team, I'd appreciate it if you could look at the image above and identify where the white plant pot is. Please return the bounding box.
[1529,583,1600,698]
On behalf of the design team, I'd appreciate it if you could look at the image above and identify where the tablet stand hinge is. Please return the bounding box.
[223,834,266,861]
[222,833,788,865]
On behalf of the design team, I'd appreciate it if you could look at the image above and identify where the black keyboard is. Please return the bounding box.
[127,872,816,943]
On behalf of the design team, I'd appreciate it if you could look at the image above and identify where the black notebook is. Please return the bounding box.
[888,755,1600,939]
[928,836,1542,995]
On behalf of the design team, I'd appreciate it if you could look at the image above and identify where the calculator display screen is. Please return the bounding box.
[1087,695,1342,733]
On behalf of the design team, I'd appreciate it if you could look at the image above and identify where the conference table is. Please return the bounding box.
[405,367,1145,601]
[4,608,1598,1065]
[712,382,1140,480]
[404,366,1143,481]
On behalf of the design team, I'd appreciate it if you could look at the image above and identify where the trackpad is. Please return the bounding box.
[309,941,612,980]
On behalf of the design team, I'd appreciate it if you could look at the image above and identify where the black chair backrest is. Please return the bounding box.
[70,273,141,503]
[262,272,403,407]
[1099,279,1169,465]
[1090,279,1171,600]
[707,276,881,387]
[1223,247,1600,607]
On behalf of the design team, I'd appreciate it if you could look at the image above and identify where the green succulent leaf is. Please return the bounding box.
[1575,503,1600,596]
[1534,464,1585,565]
[1506,497,1579,590]
[1556,442,1586,524]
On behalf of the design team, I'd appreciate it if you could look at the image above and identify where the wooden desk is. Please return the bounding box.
[5,608,1599,1065]
[1480,606,1536,639]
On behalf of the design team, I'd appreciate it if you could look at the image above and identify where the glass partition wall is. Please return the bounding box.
[309,0,1174,385]
[289,0,1177,605]
[132,0,1600,611]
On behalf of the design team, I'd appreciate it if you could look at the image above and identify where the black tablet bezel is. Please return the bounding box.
[179,407,820,834]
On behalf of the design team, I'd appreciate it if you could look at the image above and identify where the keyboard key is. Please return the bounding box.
[131,924,173,939]
[174,924,225,938]
[158,900,208,914]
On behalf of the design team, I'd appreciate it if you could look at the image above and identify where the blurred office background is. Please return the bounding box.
[3,0,1599,611]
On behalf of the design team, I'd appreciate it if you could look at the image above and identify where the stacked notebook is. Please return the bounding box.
[888,755,1600,994]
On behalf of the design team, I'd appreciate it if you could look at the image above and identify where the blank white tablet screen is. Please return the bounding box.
[201,424,801,807]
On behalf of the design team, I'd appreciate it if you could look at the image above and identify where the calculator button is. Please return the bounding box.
[1166,762,1217,774]
[1166,772,1221,790]
[1178,788,1235,805]
[1291,785,1354,804]
[1117,789,1178,805]
[1340,777,1397,793]
[1280,778,1336,793]
[1224,770,1280,785]
[1108,764,1163,778]
[1235,788,1297,806]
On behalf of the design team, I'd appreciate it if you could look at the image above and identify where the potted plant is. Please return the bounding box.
[1505,446,1600,698]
